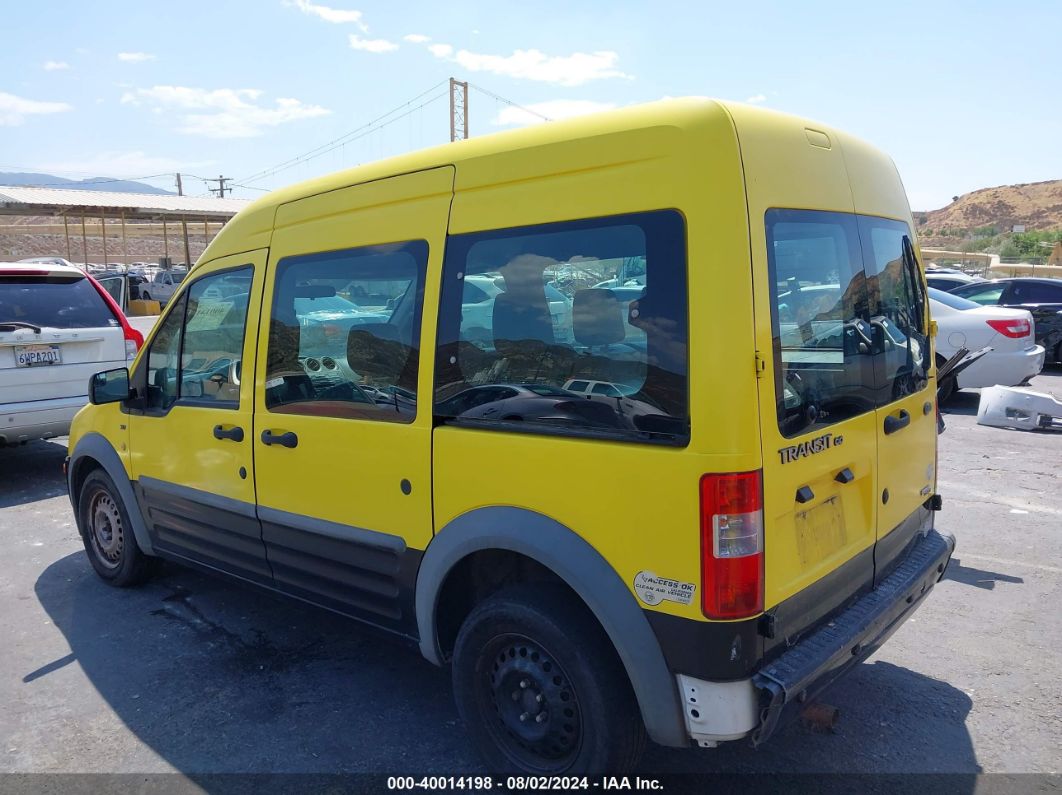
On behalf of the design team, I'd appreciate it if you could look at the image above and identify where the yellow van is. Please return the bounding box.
[66,98,955,774]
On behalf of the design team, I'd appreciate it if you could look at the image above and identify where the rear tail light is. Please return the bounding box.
[125,335,141,361]
[986,318,1031,338]
[700,470,764,619]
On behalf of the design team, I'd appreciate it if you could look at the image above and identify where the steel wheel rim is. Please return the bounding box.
[88,490,123,570]
[478,633,582,771]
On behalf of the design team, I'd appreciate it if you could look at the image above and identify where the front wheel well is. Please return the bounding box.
[70,456,103,504]
[434,549,590,662]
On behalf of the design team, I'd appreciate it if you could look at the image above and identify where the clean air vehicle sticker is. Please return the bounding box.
[633,571,696,607]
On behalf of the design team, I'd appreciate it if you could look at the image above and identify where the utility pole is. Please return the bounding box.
[175,173,191,269]
[449,77,468,142]
[205,175,231,198]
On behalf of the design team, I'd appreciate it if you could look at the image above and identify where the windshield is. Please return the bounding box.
[929,286,980,310]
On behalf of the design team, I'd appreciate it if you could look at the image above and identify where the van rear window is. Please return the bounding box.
[434,210,689,445]
[766,209,929,438]
[0,275,117,330]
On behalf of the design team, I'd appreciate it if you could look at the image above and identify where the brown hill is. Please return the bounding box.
[915,179,1062,234]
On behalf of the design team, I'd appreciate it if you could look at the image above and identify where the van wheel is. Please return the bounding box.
[141,292,151,302]
[77,470,156,587]
[452,585,645,775]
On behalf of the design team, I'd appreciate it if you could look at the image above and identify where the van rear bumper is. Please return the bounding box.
[749,527,955,744]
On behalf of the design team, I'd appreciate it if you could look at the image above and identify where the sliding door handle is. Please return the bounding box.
[261,429,298,448]
[884,410,911,435]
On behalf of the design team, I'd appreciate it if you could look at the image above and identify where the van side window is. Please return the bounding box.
[143,267,253,411]
[179,268,254,405]
[265,241,427,423]
[434,210,689,445]
[766,209,876,437]
[145,294,186,411]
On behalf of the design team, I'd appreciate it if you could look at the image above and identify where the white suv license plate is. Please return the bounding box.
[14,345,62,367]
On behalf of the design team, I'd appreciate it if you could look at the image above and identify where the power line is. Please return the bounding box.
[236,81,450,186]
[467,82,552,122]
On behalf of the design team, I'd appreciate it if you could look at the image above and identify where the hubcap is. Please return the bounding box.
[88,490,123,569]
[481,635,581,770]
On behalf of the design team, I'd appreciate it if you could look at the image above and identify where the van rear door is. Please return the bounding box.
[756,210,879,616]
[861,221,936,572]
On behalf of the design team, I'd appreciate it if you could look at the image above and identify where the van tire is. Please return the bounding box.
[452,584,646,775]
[77,469,156,587]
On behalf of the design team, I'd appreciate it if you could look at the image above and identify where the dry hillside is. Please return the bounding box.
[916,179,1062,236]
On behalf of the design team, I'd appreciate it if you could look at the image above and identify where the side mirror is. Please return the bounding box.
[89,368,131,405]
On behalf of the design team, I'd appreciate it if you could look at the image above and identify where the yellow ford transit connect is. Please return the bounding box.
[67,98,955,774]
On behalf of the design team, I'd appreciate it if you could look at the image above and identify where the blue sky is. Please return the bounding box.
[2,0,1059,210]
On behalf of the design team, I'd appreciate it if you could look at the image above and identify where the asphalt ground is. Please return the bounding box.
[1,368,1060,790]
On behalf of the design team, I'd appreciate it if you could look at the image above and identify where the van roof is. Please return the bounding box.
[200,97,888,264]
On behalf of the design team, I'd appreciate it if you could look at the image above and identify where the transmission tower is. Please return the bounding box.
[449,77,468,142]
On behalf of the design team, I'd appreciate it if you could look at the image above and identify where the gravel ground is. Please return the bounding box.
[1,368,1059,788]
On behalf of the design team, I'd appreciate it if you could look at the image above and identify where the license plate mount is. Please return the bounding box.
[795,496,847,567]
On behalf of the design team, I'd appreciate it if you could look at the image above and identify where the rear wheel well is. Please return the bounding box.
[434,550,591,662]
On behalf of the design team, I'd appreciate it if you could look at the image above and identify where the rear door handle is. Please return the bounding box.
[213,424,244,442]
[884,409,911,435]
[261,429,298,448]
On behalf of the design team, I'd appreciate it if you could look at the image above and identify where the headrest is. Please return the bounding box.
[573,289,625,347]
[492,291,554,348]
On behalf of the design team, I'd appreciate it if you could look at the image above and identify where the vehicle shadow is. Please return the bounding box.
[0,439,68,509]
[644,659,980,778]
[33,551,476,775]
[944,557,1024,590]
[34,551,981,782]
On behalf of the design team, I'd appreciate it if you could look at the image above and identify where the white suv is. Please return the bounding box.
[1,262,142,446]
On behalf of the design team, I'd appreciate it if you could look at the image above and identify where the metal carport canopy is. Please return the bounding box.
[0,185,249,221]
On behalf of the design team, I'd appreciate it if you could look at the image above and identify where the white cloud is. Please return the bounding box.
[745,94,767,104]
[285,0,367,29]
[403,33,430,43]
[118,52,156,63]
[348,34,398,53]
[121,85,330,138]
[492,99,616,127]
[35,150,215,176]
[0,91,72,126]
[427,45,631,86]
[43,61,69,71]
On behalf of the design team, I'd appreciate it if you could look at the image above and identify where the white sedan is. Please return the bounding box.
[930,287,1045,401]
